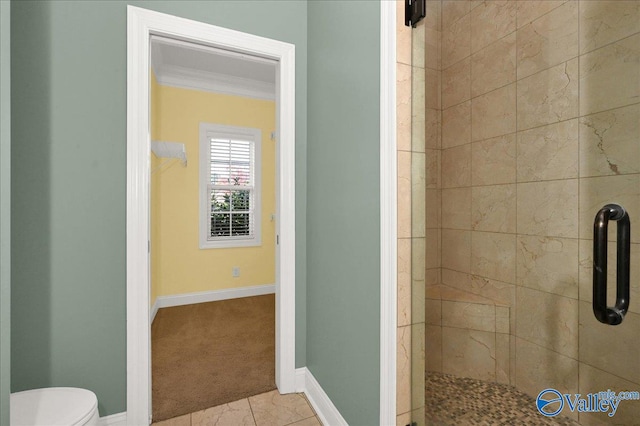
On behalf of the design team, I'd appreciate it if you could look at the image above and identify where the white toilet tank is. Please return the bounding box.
[10,387,99,426]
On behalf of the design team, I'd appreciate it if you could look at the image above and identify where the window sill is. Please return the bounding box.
[199,239,262,249]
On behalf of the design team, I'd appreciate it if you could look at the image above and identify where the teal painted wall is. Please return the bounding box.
[1,1,11,424]
[11,0,307,416]
[10,1,382,421]
[307,2,381,425]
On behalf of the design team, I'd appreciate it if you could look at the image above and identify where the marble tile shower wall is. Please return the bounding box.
[424,0,640,424]
[397,1,442,425]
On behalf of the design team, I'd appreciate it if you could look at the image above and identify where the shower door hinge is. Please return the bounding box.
[405,0,426,28]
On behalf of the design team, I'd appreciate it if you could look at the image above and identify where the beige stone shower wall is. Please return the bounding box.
[396,1,414,423]
[426,1,640,424]
[396,1,442,424]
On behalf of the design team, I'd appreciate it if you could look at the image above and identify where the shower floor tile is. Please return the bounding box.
[426,372,579,425]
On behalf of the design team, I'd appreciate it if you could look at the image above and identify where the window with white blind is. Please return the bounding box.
[199,123,261,249]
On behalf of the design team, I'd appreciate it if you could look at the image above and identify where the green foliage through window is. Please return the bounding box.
[210,177,252,237]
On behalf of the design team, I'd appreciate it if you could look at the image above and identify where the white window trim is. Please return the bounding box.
[199,123,262,249]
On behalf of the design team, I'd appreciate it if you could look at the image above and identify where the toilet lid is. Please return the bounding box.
[10,387,98,426]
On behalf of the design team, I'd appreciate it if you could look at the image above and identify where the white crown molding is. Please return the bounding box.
[154,63,276,101]
[150,34,276,101]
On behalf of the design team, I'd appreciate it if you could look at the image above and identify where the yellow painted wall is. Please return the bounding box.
[151,72,160,307]
[150,74,276,305]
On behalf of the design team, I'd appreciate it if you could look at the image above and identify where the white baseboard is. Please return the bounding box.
[295,367,307,392]
[151,283,275,323]
[99,412,127,426]
[295,367,348,426]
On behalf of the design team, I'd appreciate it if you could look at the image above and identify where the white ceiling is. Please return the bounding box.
[150,36,277,100]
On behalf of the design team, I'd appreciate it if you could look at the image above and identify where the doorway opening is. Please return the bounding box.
[148,34,280,422]
[127,6,296,425]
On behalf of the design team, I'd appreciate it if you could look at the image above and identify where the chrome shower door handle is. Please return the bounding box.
[593,204,630,325]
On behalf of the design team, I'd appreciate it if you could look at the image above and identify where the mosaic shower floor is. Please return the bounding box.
[425,372,580,426]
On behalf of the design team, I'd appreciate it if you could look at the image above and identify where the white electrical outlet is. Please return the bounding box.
[232,267,240,277]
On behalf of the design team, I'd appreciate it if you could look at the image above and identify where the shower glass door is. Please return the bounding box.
[413,1,640,424]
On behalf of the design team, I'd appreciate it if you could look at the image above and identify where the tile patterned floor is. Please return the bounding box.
[426,372,580,426]
[152,390,323,426]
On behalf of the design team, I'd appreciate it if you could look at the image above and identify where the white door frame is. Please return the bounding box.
[126,6,296,425]
[379,2,397,425]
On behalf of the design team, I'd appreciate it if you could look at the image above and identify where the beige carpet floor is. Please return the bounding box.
[151,294,276,422]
